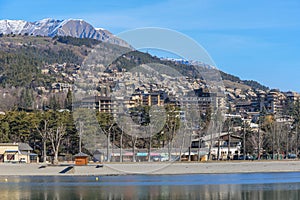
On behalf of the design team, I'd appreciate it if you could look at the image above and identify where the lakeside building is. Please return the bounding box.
[92,148,209,162]
[0,143,37,163]
[191,132,242,160]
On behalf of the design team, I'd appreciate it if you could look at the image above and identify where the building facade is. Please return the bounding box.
[0,143,37,163]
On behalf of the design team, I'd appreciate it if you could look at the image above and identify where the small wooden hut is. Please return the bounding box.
[74,152,89,165]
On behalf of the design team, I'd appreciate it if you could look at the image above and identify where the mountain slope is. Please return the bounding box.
[0,34,269,92]
[0,35,130,88]
[0,18,128,47]
[219,71,269,91]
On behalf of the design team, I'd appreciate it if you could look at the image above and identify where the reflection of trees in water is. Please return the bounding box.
[3,176,300,199]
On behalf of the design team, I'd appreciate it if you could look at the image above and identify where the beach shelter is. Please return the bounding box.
[74,152,89,165]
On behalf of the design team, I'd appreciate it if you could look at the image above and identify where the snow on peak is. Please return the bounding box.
[0,19,28,34]
[0,18,129,47]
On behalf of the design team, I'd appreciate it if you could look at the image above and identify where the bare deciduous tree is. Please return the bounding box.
[48,123,66,164]
[35,119,49,163]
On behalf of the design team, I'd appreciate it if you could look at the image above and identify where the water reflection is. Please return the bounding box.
[1,173,300,199]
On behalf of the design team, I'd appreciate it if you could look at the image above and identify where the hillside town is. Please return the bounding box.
[1,57,300,164]
[0,37,299,164]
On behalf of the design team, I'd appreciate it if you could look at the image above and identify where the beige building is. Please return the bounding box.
[0,143,37,163]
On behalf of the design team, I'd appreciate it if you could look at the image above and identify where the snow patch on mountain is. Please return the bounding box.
[0,20,29,34]
[0,18,129,47]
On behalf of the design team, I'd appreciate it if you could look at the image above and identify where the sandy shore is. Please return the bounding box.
[1,161,300,176]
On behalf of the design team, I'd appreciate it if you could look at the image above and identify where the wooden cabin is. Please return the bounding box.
[74,152,89,165]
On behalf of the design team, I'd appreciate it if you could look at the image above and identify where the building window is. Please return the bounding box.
[7,154,15,161]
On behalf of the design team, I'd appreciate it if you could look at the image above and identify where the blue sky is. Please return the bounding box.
[1,0,300,92]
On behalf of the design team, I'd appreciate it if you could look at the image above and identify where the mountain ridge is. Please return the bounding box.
[0,18,128,47]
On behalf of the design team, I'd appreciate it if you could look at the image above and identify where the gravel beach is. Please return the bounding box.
[1,161,300,176]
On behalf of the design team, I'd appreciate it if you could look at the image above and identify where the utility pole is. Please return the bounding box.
[207,120,214,161]
[198,132,202,162]
[79,121,83,153]
[217,121,221,161]
[286,122,290,159]
[258,116,261,160]
[120,125,123,163]
[148,124,152,162]
[179,122,187,162]
[188,122,192,162]
[227,118,231,160]
[243,119,246,160]
[296,125,298,156]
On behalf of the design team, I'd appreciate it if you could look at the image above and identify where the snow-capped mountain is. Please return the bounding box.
[0,18,128,47]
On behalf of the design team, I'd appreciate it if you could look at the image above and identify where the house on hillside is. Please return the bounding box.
[0,143,38,163]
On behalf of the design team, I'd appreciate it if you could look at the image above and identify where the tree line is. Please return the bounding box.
[0,103,209,163]
[1,101,300,163]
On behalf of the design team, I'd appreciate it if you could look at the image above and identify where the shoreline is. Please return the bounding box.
[1,160,300,176]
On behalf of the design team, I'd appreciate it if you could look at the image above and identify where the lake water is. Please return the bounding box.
[1,173,300,199]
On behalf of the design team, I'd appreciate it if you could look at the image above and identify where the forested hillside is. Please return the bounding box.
[0,34,269,91]
[219,71,269,91]
[0,35,88,87]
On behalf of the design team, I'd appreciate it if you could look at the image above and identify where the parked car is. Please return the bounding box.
[160,157,169,162]
[247,155,254,160]
[152,156,161,162]
[237,155,254,160]
[151,155,169,162]
[288,154,297,159]
[233,155,239,160]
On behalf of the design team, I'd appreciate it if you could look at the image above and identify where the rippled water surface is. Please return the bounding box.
[1,173,300,199]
